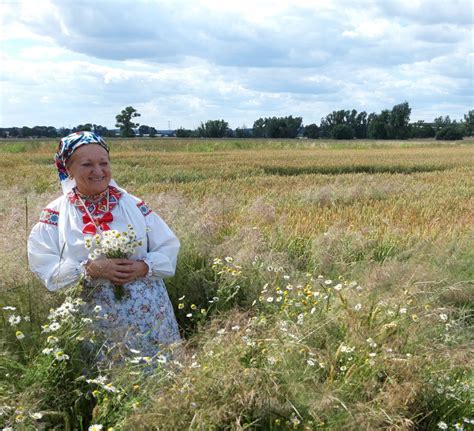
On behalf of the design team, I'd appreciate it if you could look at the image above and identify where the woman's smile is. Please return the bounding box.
[67,144,112,196]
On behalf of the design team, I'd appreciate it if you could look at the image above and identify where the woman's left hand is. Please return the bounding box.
[113,259,149,284]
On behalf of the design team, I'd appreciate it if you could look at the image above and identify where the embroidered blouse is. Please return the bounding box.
[28,186,180,292]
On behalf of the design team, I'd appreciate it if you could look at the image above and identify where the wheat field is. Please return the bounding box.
[0,138,473,430]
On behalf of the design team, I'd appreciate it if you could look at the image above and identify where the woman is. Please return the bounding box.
[28,131,181,357]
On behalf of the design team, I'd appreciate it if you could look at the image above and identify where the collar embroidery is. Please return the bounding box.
[68,185,122,216]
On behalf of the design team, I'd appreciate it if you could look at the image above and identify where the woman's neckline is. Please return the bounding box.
[75,186,109,203]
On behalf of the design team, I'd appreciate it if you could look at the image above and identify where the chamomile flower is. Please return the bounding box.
[8,315,21,326]
[49,322,61,331]
[54,350,70,361]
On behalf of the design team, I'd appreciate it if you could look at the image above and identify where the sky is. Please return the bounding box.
[0,0,473,130]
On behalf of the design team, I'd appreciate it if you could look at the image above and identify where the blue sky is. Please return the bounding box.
[0,0,472,129]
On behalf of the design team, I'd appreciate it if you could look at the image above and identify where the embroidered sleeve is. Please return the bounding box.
[136,201,152,217]
[39,209,59,226]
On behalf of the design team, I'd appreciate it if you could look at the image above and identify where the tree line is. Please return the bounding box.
[1,103,472,141]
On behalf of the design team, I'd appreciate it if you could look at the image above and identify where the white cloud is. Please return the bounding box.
[0,0,472,128]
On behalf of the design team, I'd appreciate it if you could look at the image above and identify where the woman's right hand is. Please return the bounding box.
[85,258,137,285]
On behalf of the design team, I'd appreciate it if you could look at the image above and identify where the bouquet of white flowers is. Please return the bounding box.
[85,225,144,300]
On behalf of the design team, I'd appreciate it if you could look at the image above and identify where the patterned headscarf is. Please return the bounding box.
[55,131,109,181]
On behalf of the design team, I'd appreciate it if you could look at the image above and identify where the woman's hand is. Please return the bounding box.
[85,258,149,285]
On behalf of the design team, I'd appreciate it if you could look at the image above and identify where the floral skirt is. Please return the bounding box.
[83,277,181,358]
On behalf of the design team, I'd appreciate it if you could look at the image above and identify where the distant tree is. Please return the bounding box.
[433,115,452,132]
[31,126,56,137]
[353,111,369,138]
[332,124,354,139]
[149,127,157,137]
[138,125,150,136]
[73,124,93,132]
[235,127,251,138]
[21,126,32,137]
[303,123,320,139]
[9,127,20,137]
[197,120,229,138]
[410,121,435,138]
[252,116,302,138]
[115,106,141,137]
[319,109,368,139]
[435,125,464,141]
[46,126,58,138]
[58,127,71,137]
[388,102,411,139]
[252,118,266,138]
[175,127,193,138]
[460,110,474,136]
[93,125,114,137]
[367,110,390,139]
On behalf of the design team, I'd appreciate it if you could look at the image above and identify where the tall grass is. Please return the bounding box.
[0,138,473,429]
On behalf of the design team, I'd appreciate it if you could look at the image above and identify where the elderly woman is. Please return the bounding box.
[28,131,180,357]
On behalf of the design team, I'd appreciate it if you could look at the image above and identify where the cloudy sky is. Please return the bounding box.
[0,0,472,130]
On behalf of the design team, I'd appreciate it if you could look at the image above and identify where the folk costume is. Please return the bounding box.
[28,132,181,356]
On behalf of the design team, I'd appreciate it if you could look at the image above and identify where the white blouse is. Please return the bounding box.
[28,188,180,292]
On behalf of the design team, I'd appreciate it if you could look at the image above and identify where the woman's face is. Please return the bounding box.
[67,144,112,196]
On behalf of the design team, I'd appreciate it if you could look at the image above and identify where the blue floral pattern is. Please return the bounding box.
[83,277,180,357]
[39,209,60,226]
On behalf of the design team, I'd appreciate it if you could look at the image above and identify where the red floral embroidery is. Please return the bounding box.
[137,201,152,216]
[67,185,122,216]
[39,209,59,226]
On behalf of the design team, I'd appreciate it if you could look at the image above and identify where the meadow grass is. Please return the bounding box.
[0,138,473,430]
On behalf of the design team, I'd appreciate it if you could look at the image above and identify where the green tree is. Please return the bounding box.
[319,110,369,139]
[197,120,229,138]
[367,110,390,139]
[353,111,369,138]
[235,127,251,138]
[138,125,150,136]
[410,121,435,138]
[252,118,266,138]
[21,126,32,137]
[115,106,141,137]
[58,127,72,137]
[73,123,93,132]
[433,115,451,132]
[176,128,193,138]
[149,127,157,137]
[388,102,411,139]
[435,125,464,141]
[303,123,320,139]
[93,125,114,137]
[251,116,302,138]
[332,124,354,139]
[461,110,474,136]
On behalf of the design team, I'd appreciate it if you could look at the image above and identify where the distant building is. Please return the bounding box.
[155,130,176,137]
